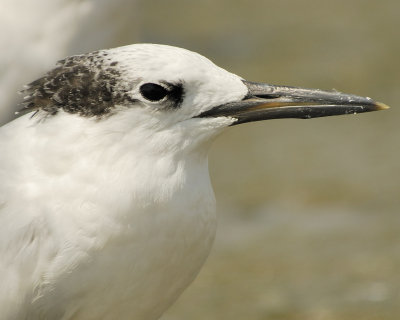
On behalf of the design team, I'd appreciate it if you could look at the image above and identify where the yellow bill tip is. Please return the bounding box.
[375,102,390,110]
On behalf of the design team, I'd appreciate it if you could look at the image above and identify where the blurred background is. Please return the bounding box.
[1,0,399,319]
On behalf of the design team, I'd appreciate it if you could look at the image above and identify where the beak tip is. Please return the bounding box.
[375,102,390,111]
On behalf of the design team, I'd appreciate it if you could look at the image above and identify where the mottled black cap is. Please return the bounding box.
[21,51,136,118]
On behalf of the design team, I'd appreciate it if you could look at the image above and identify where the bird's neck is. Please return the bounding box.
[18,111,216,217]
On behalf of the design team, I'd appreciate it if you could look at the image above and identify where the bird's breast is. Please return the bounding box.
[68,194,216,319]
[34,156,217,320]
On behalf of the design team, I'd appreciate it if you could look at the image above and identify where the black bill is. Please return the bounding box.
[197,80,389,125]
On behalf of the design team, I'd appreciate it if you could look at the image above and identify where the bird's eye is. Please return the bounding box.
[139,83,169,102]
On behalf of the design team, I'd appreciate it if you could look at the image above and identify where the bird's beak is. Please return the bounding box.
[197,80,389,125]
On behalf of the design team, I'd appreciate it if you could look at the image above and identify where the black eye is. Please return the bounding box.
[139,83,169,102]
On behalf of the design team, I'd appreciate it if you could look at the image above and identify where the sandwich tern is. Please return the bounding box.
[0,43,387,319]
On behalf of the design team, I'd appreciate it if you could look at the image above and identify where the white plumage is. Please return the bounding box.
[0,44,385,319]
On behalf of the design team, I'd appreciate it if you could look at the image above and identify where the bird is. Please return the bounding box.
[0,43,387,320]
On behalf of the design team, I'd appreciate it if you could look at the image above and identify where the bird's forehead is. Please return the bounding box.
[108,44,241,85]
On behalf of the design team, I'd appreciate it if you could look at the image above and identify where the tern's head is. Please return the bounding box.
[21,44,387,153]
